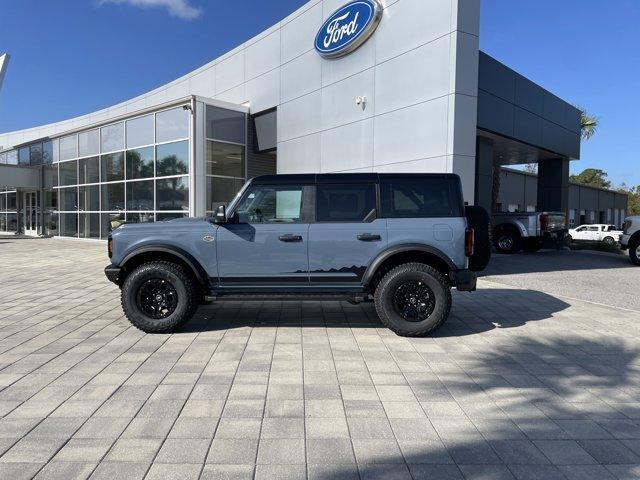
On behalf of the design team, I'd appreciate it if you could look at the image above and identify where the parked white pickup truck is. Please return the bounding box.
[567,224,623,246]
[620,216,640,265]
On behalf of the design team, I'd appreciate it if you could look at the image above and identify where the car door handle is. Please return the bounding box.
[357,234,381,242]
[279,234,303,242]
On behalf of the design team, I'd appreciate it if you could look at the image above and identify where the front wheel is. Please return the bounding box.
[630,237,640,266]
[374,263,452,337]
[121,261,198,333]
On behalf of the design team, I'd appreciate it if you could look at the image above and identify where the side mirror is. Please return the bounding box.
[214,204,226,224]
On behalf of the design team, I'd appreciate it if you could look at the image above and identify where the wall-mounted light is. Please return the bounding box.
[356,96,366,111]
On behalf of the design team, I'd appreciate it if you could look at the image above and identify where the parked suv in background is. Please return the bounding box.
[105,174,491,337]
[620,216,640,265]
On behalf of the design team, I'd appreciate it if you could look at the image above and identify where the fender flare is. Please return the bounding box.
[494,221,527,238]
[361,244,457,286]
[121,245,209,286]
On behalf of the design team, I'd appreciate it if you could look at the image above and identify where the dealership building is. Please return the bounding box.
[0,0,626,238]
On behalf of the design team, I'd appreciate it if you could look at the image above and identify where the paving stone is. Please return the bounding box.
[34,461,97,480]
[306,438,356,464]
[155,438,210,464]
[558,465,617,480]
[407,464,464,480]
[490,440,550,465]
[52,438,114,462]
[206,438,258,464]
[306,417,350,439]
[533,439,597,465]
[260,418,305,439]
[215,418,262,439]
[104,438,162,463]
[254,464,307,480]
[144,463,202,480]
[87,461,148,480]
[0,462,45,480]
[257,438,306,465]
[0,437,66,463]
[578,439,640,464]
[200,464,255,479]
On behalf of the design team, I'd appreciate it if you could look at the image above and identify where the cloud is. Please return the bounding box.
[99,0,203,20]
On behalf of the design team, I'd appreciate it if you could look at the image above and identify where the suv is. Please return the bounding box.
[105,174,491,337]
[620,216,640,265]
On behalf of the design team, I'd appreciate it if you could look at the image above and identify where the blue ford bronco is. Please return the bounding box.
[105,174,491,336]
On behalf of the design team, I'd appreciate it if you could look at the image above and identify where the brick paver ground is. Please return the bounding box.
[1,237,639,480]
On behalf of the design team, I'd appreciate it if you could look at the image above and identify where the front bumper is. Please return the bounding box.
[105,264,122,285]
[542,229,568,242]
[451,269,477,292]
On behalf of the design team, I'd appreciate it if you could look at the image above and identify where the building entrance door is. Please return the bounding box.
[23,191,39,236]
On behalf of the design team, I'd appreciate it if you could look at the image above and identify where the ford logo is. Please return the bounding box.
[315,0,383,59]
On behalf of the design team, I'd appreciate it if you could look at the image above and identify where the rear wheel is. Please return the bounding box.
[121,261,198,333]
[630,236,640,266]
[602,236,615,247]
[374,263,451,337]
[493,227,522,254]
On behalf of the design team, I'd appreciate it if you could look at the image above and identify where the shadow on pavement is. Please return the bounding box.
[482,249,634,277]
[181,288,570,338]
[308,336,640,479]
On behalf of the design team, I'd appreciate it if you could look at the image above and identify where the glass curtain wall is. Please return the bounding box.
[52,105,191,239]
[0,189,18,233]
[205,106,247,214]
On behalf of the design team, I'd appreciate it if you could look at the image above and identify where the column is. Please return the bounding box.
[537,158,570,214]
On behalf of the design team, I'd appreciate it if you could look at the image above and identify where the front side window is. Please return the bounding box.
[381,178,460,218]
[234,185,303,224]
[316,184,376,223]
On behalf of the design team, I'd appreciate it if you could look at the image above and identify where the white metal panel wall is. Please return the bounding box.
[0,0,480,201]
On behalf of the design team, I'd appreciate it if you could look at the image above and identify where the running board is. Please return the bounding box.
[204,293,370,304]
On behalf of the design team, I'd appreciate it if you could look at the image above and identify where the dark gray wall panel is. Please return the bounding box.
[513,107,543,146]
[477,90,514,137]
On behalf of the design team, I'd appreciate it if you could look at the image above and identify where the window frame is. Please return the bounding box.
[379,177,464,219]
[230,184,314,225]
[314,183,379,224]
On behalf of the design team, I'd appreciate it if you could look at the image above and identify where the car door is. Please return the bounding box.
[573,226,587,240]
[586,226,599,241]
[308,182,387,287]
[216,183,311,287]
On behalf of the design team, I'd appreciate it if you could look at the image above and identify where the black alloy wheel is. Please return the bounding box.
[392,280,436,322]
[136,279,178,319]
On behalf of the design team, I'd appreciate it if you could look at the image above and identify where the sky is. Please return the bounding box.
[0,0,638,186]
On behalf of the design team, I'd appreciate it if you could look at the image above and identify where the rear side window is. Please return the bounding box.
[316,184,377,222]
[381,178,461,218]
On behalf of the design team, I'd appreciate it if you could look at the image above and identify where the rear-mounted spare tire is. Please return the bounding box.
[465,205,491,272]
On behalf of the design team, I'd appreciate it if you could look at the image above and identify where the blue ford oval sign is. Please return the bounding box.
[315,0,383,59]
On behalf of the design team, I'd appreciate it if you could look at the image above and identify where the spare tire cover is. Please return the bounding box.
[465,205,492,272]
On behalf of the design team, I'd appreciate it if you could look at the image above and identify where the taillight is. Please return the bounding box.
[465,228,475,257]
[540,213,549,231]
[108,236,113,258]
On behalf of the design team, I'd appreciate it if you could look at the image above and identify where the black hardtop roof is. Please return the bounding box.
[250,173,460,185]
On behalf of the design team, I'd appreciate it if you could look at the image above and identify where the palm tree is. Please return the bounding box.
[579,107,598,141]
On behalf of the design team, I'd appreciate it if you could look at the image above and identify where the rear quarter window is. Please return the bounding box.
[380,178,462,218]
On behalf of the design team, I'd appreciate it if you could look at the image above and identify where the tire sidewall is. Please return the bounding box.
[630,238,640,266]
[376,266,450,336]
[122,264,192,332]
[494,229,521,254]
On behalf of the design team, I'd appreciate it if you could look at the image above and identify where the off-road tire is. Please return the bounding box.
[121,261,198,333]
[602,236,615,247]
[629,236,640,266]
[493,226,522,254]
[374,263,452,337]
[465,205,492,272]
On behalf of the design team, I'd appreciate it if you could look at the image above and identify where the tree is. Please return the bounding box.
[618,183,640,216]
[570,168,611,189]
[578,107,599,141]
